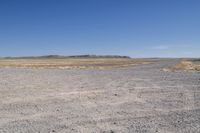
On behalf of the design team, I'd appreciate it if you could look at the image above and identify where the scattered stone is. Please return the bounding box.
[110,130,114,133]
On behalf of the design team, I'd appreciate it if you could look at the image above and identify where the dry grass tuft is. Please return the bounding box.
[165,60,200,72]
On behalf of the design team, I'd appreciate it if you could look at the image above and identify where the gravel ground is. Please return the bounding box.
[0,60,200,133]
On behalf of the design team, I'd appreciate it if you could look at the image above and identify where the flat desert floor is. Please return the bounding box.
[0,59,200,133]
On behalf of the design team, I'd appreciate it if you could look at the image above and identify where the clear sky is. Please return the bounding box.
[0,0,200,57]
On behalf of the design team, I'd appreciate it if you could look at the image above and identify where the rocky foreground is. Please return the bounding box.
[0,60,200,133]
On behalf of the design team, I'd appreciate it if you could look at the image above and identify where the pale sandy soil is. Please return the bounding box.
[0,60,200,133]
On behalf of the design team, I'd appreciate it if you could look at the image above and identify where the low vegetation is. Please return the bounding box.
[165,59,200,72]
[0,56,152,69]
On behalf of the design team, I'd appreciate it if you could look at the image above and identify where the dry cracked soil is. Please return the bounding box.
[0,60,200,133]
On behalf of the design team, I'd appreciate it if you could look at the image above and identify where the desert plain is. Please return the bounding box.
[0,58,200,133]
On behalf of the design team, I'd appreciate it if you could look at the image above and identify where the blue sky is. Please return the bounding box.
[0,0,200,57]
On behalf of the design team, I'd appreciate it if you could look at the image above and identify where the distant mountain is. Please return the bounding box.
[2,55,131,59]
[192,58,200,62]
[67,55,130,59]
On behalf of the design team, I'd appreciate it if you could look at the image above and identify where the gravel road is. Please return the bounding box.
[0,60,200,133]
